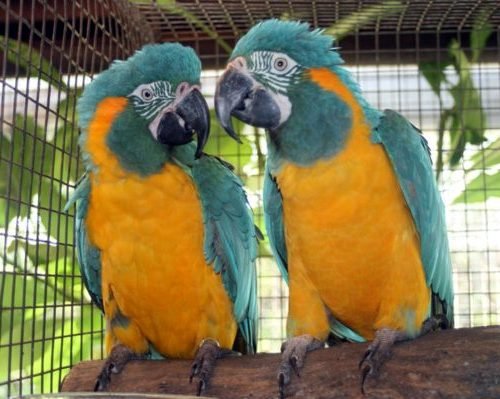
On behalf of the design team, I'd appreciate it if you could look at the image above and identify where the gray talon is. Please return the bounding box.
[290,355,300,377]
[190,339,223,396]
[277,335,323,399]
[197,379,205,396]
[94,344,137,392]
[358,329,408,394]
[278,372,286,399]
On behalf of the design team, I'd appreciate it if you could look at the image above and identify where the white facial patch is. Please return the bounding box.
[271,91,292,125]
[128,81,175,121]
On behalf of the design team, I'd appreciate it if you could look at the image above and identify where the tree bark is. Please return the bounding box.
[61,326,500,398]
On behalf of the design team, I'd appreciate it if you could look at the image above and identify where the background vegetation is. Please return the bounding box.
[0,1,497,394]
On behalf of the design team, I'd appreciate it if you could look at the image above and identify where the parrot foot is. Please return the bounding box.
[277,335,324,399]
[94,344,140,391]
[190,338,232,396]
[421,314,451,335]
[359,328,407,395]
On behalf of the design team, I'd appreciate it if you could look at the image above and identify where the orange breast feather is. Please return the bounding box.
[84,98,236,358]
[277,69,430,341]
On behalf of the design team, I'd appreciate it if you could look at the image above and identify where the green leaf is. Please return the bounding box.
[435,109,453,179]
[468,138,500,170]
[447,40,487,165]
[0,35,67,90]
[37,257,85,304]
[0,115,48,220]
[470,10,493,62]
[325,1,404,40]
[448,113,467,166]
[0,261,103,393]
[453,171,500,204]
[419,60,451,96]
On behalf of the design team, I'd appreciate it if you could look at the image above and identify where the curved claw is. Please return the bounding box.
[359,348,373,370]
[189,338,221,396]
[360,363,372,395]
[278,372,286,399]
[290,355,301,378]
[189,362,199,384]
[197,378,205,397]
[358,328,407,394]
[94,363,113,391]
[276,335,324,399]
[94,344,137,392]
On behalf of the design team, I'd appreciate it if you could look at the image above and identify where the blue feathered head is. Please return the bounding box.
[77,42,210,175]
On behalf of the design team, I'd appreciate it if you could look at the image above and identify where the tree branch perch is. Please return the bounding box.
[61,326,500,398]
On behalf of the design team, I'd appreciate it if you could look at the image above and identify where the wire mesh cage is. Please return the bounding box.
[1,0,499,396]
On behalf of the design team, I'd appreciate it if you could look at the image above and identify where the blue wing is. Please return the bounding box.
[372,109,454,324]
[189,153,259,353]
[65,174,103,311]
[263,164,288,282]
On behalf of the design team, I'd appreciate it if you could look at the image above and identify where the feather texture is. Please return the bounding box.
[65,174,102,310]
[373,110,454,323]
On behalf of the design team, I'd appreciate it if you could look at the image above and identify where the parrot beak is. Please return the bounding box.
[156,86,210,159]
[215,63,281,141]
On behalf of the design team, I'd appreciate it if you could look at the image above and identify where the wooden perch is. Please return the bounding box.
[61,326,500,398]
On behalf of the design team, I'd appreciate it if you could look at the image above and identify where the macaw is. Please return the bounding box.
[215,19,453,397]
[65,43,259,394]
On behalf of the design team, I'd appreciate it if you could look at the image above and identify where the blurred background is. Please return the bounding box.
[1,0,499,396]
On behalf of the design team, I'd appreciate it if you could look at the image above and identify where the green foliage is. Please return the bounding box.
[0,36,89,395]
[0,113,82,247]
[419,9,499,205]
[0,36,67,90]
[0,268,102,395]
[418,12,493,180]
[450,13,499,204]
[453,138,500,204]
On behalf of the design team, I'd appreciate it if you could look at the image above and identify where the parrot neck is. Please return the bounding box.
[83,97,172,177]
[266,67,381,174]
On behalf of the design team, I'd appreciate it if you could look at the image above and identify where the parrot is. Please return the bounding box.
[65,42,259,395]
[214,19,453,397]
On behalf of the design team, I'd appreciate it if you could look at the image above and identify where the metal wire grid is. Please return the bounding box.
[0,0,153,396]
[0,0,499,395]
[135,1,500,40]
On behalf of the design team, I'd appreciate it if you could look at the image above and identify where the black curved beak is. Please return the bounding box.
[215,68,281,141]
[157,88,209,159]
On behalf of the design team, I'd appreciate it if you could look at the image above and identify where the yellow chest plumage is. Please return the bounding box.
[84,98,236,358]
[275,69,430,340]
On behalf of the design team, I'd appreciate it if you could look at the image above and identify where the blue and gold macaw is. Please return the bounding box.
[66,43,258,394]
[215,20,453,396]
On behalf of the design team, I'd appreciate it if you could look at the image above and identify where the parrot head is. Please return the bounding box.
[215,19,379,167]
[78,43,209,175]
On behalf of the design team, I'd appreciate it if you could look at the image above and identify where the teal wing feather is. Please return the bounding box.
[190,154,259,353]
[372,109,454,324]
[264,164,366,343]
[64,174,103,311]
[263,164,288,283]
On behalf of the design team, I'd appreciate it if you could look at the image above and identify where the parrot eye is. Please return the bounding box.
[141,88,154,101]
[274,57,288,72]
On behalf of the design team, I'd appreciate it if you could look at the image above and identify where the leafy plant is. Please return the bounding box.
[418,13,493,179]
[453,138,500,204]
[0,37,92,395]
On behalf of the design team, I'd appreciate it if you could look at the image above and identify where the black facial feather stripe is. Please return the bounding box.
[128,80,176,120]
[249,51,303,94]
